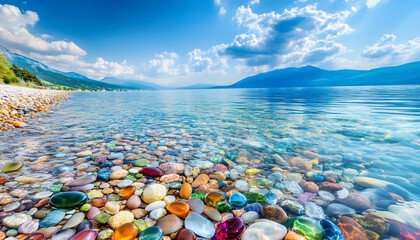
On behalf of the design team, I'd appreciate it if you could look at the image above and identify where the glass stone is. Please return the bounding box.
[49,192,88,208]
[166,201,190,218]
[214,217,245,240]
[138,226,164,240]
[204,191,227,207]
[264,192,278,205]
[292,216,324,240]
[185,212,215,238]
[336,216,368,240]
[216,202,232,213]
[229,192,248,209]
[141,167,162,178]
[244,203,263,213]
[112,223,138,240]
[320,219,344,240]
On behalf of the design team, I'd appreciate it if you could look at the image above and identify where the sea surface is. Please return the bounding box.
[1,85,420,235]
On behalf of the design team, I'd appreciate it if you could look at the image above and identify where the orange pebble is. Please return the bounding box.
[285,231,306,240]
[119,185,136,199]
[112,223,138,240]
[91,197,108,207]
[166,201,190,218]
[179,183,192,199]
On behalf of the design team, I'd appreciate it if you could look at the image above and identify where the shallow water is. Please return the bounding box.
[1,86,420,237]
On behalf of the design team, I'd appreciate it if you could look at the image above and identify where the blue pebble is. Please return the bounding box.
[100,161,114,168]
[245,203,263,213]
[229,192,248,209]
[97,170,112,181]
[40,210,65,228]
[320,219,344,240]
[147,178,154,183]
[147,145,158,151]
[218,182,227,189]
[264,192,278,205]
[314,175,325,182]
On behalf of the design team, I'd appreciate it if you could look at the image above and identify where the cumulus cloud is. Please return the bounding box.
[361,34,420,63]
[186,47,227,74]
[148,52,180,76]
[221,4,352,67]
[0,4,134,79]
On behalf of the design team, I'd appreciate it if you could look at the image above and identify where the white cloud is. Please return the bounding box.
[187,47,227,74]
[219,7,226,15]
[365,0,381,8]
[361,34,420,63]
[214,0,221,5]
[250,0,260,5]
[0,4,135,80]
[148,52,180,76]
[222,4,352,67]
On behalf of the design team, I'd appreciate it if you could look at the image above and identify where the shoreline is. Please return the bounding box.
[0,84,70,132]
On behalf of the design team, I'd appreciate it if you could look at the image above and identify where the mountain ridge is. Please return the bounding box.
[218,61,420,88]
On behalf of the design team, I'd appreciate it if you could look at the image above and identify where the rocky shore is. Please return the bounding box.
[0,85,70,132]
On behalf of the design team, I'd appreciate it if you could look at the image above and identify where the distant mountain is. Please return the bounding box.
[101,77,169,90]
[0,46,132,91]
[221,61,420,88]
[178,84,217,89]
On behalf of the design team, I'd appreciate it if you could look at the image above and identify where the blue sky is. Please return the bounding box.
[0,0,419,86]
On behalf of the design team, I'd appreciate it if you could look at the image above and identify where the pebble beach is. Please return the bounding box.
[0,85,70,132]
[0,87,419,240]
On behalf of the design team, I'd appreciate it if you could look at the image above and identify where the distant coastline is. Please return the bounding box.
[0,84,70,132]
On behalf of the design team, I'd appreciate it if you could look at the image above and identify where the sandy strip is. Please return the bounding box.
[0,84,70,132]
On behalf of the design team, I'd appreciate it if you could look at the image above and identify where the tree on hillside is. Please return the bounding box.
[11,64,42,85]
[0,54,17,83]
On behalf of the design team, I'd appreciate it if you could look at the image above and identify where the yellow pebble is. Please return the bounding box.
[245,168,261,175]
[311,159,318,165]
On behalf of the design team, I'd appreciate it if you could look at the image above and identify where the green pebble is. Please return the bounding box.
[88,190,104,199]
[94,181,101,187]
[1,162,23,173]
[293,217,324,240]
[6,229,18,237]
[97,229,114,240]
[210,155,223,164]
[243,192,267,205]
[107,194,122,201]
[190,192,206,201]
[133,219,148,231]
[135,173,144,179]
[80,203,91,212]
[50,183,63,192]
[94,212,112,224]
[216,201,232,213]
[134,159,150,167]
[124,175,137,181]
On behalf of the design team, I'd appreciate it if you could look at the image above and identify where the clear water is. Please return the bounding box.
[1,85,420,198]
